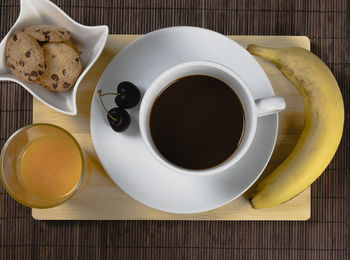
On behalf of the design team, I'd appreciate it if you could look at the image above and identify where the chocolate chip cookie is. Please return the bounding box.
[39,42,82,91]
[24,25,70,42]
[63,40,80,56]
[5,31,45,82]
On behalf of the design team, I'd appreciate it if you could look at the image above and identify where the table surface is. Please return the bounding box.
[0,0,349,259]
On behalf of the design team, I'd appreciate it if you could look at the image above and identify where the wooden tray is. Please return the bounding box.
[32,35,310,220]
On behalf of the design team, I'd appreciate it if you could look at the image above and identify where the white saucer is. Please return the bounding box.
[90,27,278,214]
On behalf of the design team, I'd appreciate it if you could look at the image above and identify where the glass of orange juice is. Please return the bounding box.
[0,123,87,208]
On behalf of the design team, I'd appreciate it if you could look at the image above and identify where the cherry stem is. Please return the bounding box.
[98,90,118,122]
[101,92,120,97]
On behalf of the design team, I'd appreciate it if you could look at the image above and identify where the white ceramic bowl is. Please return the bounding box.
[0,0,108,115]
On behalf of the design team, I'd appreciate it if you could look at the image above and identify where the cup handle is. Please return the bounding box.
[255,96,286,117]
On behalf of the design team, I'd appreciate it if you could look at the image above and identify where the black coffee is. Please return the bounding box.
[150,75,245,170]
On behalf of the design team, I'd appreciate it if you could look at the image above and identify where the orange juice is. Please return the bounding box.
[18,135,82,200]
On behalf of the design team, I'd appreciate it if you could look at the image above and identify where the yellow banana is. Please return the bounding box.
[246,44,344,209]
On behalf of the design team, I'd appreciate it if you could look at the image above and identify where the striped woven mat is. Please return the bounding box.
[0,0,349,259]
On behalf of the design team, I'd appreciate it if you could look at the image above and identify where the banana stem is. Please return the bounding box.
[247,44,278,62]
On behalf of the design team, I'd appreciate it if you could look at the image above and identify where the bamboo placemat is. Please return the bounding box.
[0,0,349,259]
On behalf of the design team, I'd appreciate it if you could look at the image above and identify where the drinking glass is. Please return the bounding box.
[0,123,88,208]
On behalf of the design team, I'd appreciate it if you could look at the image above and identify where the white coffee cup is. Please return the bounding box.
[139,61,285,175]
